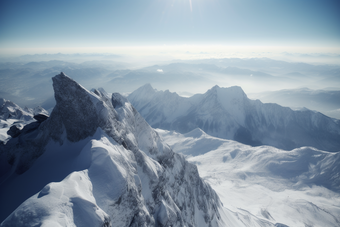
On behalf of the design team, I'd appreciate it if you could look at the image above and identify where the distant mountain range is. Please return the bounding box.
[1,57,339,110]
[128,84,340,152]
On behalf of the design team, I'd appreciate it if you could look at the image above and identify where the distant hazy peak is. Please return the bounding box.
[138,83,155,92]
[209,84,245,93]
[211,85,220,90]
[130,84,187,103]
[205,85,248,104]
[127,84,155,101]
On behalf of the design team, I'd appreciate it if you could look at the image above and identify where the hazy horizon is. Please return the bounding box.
[1,0,340,64]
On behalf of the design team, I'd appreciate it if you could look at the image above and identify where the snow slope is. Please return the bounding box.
[128,84,340,152]
[157,128,340,227]
[1,72,251,226]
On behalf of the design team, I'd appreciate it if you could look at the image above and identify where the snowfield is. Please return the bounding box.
[157,128,340,227]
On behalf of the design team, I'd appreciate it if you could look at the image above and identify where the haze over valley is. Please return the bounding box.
[1,57,340,118]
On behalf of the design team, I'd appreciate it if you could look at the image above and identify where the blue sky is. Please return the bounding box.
[0,0,339,57]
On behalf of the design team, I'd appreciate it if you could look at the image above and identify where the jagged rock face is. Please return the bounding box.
[128,84,340,151]
[52,73,101,142]
[0,72,224,227]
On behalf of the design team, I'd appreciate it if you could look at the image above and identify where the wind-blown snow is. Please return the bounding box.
[157,128,340,227]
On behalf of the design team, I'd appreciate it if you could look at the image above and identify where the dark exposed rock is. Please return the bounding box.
[52,72,100,142]
[33,114,49,123]
[7,125,21,138]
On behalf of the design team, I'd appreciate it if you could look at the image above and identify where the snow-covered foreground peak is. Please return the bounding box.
[1,72,252,226]
[129,84,340,152]
[157,128,340,227]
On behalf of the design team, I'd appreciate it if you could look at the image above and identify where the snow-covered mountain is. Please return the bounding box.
[128,84,340,152]
[0,98,48,143]
[157,128,340,227]
[1,72,258,226]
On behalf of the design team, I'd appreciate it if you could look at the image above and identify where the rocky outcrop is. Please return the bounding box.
[7,125,21,138]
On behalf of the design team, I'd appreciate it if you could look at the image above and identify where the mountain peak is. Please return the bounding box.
[127,84,158,109]
[1,73,225,226]
[52,72,100,142]
[208,85,245,94]
[130,83,156,98]
[139,83,155,92]
[205,85,247,103]
[212,85,220,90]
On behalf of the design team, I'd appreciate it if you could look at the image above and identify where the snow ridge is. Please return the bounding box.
[128,84,340,151]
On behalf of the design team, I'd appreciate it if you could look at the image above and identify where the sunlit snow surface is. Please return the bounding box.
[2,72,339,226]
[157,128,340,227]
[1,73,230,227]
[1,129,142,227]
